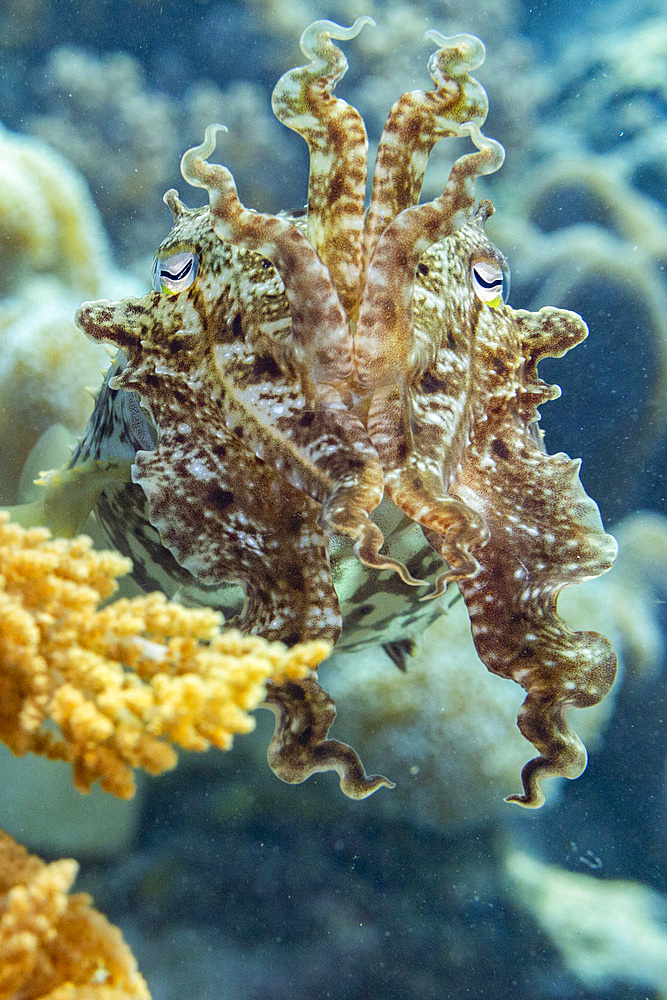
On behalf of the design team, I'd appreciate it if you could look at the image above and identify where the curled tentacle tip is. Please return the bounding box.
[302,15,375,48]
[202,122,228,151]
[354,545,427,588]
[180,123,229,188]
[472,199,496,225]
[349,14,376,33]
[182,123,228,166]
[505,760,551,808]
[419,590,443,603]
[341,772,396,799]
[504,791,545,809]
[163,188,187,218]
[424,30,486,70]
[460,120,506,172]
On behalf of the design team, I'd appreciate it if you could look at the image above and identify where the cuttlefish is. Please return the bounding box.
[15,19,617,805]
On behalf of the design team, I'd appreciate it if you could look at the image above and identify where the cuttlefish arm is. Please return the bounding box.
[453,306,618,806]
[75,294,343,646]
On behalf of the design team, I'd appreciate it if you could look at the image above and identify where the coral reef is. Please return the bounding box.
[481,14,667,522]
[0,286,110,506]
[0,126,132,506]
[0,512,330,798]
[0,125,108,296]
[28,47,294,272]
[487,152,666,521]
[0,4,663,997]
[0,829,150,998]
[590,511,667,676]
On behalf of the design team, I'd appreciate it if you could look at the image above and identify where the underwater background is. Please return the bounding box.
[0,0,665,997]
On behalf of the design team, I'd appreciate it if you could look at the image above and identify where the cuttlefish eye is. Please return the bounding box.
[471,260,509,308]
[151,250,199,294]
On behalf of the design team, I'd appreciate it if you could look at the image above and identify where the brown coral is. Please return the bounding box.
[0,829,149,999]
[0,512,330,798]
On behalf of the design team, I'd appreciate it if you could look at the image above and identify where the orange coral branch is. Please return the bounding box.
[0,513,331,798]
[0,830,149,999]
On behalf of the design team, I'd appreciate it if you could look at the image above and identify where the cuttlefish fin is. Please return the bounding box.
[5,459,131,538]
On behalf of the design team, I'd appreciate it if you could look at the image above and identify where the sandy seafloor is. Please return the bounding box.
[0,0,665,997]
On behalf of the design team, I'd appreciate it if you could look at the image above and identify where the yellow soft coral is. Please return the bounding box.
[0,512,330,798]
[0,830,149,999]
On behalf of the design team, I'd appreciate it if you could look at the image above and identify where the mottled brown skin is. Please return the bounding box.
[264,676,395,798]
[75,19,617,804]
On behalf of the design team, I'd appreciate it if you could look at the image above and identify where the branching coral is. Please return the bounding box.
[0,512,330,798]
[28,47,293,272]
[0,830,150,999]
[0,125,109,298]
[0,125,133,506]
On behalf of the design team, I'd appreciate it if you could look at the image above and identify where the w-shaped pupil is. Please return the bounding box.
[473,267,502,290]
[162,259,193,281]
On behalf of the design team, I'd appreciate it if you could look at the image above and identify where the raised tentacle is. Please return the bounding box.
[203,368,425,588]
[356,124,505,389]
[271,17,373,316]
[163,187,191,219]
[364,32,489,265]
[181,125,353,384]
[181,127,422,588]
[263,675,395,799]
[366,381,490,598]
